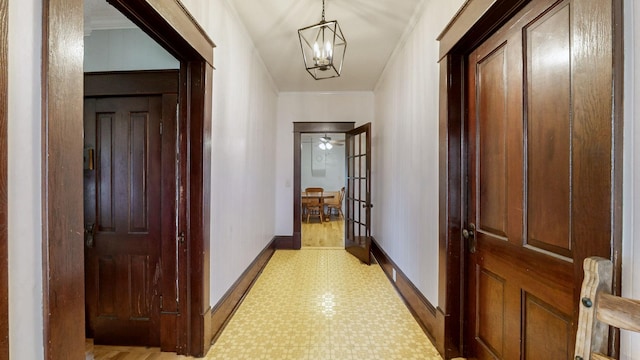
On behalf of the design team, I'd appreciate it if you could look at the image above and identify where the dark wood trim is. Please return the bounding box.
[437,0,529,60]
[210,238,277,344]
[176,64,190,354]
[160,91,179,352]
[107,0,214,66]
[370,240,441,349]
[84,70,179,97]
[437,54,464,360]
[438,0,624,358]
[611,0,624,355]
[437,0,492,56]
[274,235,295,249]
[293,122,356,133]
[0,0,8,356]
[185,61,213,357]
[292,122,355,249]
[44,1,214,358]
[42,0,86,358]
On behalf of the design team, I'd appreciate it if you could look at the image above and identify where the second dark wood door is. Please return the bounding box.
[84,96,163,346]
[464,0,615,358]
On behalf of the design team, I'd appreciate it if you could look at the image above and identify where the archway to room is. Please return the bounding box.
[42,0,214,357]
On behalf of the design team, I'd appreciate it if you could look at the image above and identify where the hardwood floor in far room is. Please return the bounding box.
[86,339,194,359]
[301,217,344,248]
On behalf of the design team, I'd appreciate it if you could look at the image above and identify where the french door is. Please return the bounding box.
[345,123,372,264]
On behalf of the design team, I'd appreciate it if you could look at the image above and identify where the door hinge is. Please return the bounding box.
[160,122,163,135]
[159,295,163,310]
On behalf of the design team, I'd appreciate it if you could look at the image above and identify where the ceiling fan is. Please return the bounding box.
[318,134,344,149]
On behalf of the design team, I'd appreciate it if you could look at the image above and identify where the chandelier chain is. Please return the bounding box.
[322,0,326,21]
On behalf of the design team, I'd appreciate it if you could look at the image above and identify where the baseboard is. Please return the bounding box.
[274,235,295,249]
[209,237,277,344]
[371,239,442,356]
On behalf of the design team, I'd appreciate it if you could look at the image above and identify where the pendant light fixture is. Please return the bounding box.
[298,0,347,80]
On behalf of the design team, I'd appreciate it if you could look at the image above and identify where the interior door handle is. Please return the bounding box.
[85,223,96,248]
[463,223,476,254]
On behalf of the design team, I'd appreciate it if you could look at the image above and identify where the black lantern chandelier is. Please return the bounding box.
[297,0,347,80]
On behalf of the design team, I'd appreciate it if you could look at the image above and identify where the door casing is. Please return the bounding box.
[42,0,215,357]
[437,0,624,358]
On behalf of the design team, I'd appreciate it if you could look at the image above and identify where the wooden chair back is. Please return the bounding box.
[575,257,640,360]
[303,187,324,222]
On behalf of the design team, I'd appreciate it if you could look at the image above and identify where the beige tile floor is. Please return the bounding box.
[206,249,443,360]
[87,249,448,359]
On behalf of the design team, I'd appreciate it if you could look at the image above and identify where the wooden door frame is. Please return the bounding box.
[42,0,214,357]
[436,0,623,358]
[290,122,355,249]
[0,0,7,357]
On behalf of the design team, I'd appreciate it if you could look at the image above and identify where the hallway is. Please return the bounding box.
[86,249,443,359]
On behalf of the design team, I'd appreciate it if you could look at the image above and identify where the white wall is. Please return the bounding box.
[275,92,374,235]
[7,0,44,358]
[372,0,465,305]
[621,0,640,358]
[179,0,279,305]
[84,28,179,72]
[301,135,346,192]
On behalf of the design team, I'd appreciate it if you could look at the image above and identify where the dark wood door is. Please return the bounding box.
[84,96,163,346]
[345,123,372,264]
[464,0,615,358]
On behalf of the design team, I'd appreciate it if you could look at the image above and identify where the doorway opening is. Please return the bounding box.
[43,0,214,357]
[83,2,180,350]
[300,133,346,248]
[292,122,354,250]
[292,122,373,265]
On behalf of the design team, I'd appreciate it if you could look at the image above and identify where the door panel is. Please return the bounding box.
[465,0,584,358]
[476,268,505,358]
[345,123,372,264]
[523,293,572,359]
[526,4,572,256]
[85,96,163,346]
[476,45,509,238]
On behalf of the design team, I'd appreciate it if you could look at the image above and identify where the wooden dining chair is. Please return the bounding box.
[325,187,345,220]
[574,256,640,360]
[303,187,324,223]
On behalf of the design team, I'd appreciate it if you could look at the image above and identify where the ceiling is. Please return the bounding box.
[85,0,425,92]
